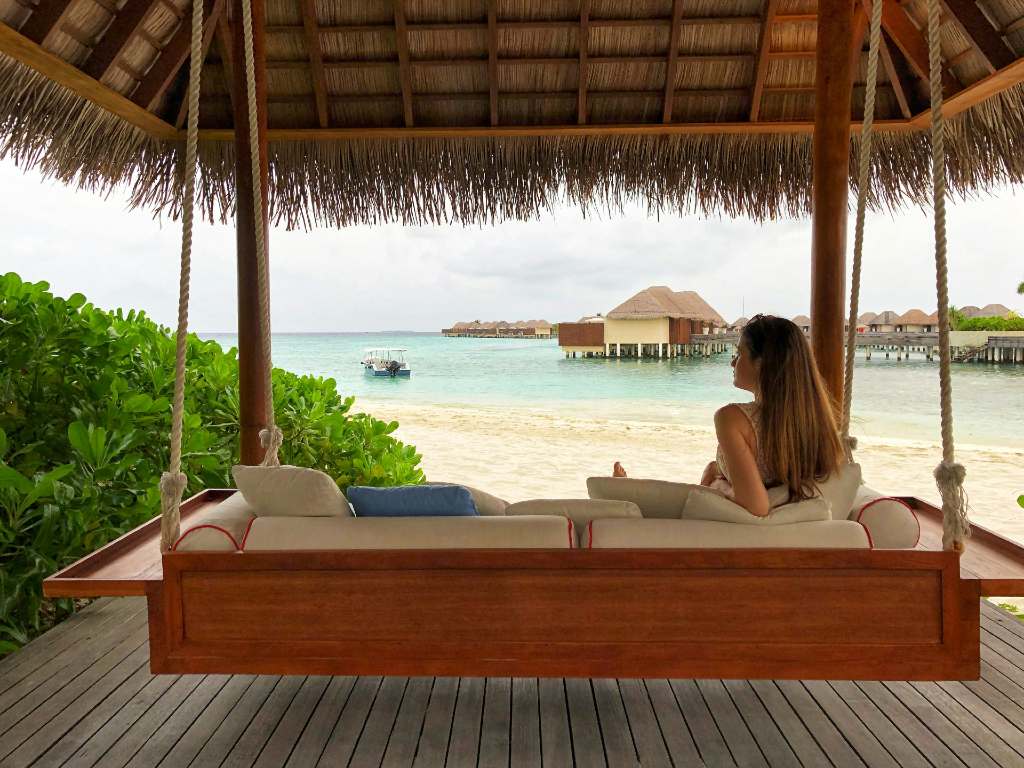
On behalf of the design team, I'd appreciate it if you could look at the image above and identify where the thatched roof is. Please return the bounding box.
[792,314,811,327]
[856,311,878,325]
[979,303,1013,317]
[2,0,1024,227]
[873,310,900,325]
[896,308,934,324]
[607,286,725,325]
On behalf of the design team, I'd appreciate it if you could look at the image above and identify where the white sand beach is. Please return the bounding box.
[363,398,1024,545]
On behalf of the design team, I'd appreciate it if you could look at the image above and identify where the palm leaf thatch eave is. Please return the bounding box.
[3,52,1024,229]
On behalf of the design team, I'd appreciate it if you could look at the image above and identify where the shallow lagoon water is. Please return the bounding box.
[205,332,1023,450]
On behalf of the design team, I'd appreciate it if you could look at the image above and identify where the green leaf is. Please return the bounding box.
[1018,495,1024,510]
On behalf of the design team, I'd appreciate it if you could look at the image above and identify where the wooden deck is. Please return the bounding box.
[4,600,1024,767]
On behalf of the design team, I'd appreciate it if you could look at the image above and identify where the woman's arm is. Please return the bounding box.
[713,405,770,517]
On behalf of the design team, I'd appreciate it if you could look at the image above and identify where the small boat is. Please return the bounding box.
[362,348,412,377]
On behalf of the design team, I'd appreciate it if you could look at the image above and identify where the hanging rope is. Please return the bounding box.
[159,0,206,552]
[841,0,884,460]
[239,0,282,467]
[926,0,970,551]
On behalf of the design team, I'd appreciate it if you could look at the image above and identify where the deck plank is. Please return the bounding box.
[478,677,511,767]
[411,676,457,768]
[538,678,573,768]
[5,598,1024,768]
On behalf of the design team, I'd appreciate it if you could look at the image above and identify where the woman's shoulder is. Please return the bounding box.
[714,402,758,430]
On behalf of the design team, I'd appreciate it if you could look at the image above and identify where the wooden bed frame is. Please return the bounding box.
[44,489,1024,680]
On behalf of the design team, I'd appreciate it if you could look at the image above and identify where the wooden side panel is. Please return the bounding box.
[557,322,605,347]
[668,318,691,344]
[150,549,979,680]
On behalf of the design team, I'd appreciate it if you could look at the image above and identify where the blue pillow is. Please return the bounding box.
[346,484,479,517]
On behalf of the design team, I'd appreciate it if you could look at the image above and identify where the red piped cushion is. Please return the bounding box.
[173,524,241,552]
[855,496,920,549]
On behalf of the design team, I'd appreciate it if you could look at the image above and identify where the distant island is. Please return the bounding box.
[442,320,554,338]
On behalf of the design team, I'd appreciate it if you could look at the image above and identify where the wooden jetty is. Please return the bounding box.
[6,596,1024,767]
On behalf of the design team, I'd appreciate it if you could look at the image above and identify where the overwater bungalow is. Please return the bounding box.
[442,320,553,338]
[896,308,940,332]
[7,0,1024,763]
[870,310,901,333]
[791,314,812,334]
[559,286,725,358]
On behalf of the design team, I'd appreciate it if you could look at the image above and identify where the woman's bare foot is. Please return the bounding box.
[612,461,627,478]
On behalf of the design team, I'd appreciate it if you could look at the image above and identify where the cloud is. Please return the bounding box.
[1,159,1020,332]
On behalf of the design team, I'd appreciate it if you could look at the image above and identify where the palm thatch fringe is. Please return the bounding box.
[3,51,1024,229]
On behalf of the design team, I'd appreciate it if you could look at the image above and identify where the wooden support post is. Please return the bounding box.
[577,0,591,124]
[811,0,854,408]
[232,0,271,464]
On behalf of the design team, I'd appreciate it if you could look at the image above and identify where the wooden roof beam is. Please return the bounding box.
[84,0,160,82]
[577,0,590,124]
[749,0,779,121]
[488,1,498,125]
[19,0,75,45]
[132,0,215,112]
[214,9,235,112]
[880,29,916,118]
[174,0,225,129]
[881,0,960,95]
[662,0,683,122]
[851,2,869,74]
[393,0,413,127]
[938,0,1014,73]
[0,20,176,137]
[300,0,329,127]
[911,56,1024,125]
[257,54,756,70]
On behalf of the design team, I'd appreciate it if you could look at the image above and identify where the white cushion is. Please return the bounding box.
[506,499,641,546]
[680,487,830,525]
[173,491,255,551]
[852,486,921,549]
[588,518,871,549]
[242,515,575,550]
[814,463,863,520]
[586,477,693,518]
[232,464,351,517]
[428,482,508,515]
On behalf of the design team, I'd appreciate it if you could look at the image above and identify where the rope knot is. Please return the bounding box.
[934,460,970,551]
[259,426,283,467]
[933,460,966,487]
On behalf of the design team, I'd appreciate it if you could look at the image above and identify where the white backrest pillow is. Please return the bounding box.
[427,482,509,515]
[586,477,693,518]
[232,464,351,517]
[680,486,830,525]
[506,498,641,545]
[813,463,863,520]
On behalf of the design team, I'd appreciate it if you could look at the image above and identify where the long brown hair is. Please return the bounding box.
[741,314,844,500]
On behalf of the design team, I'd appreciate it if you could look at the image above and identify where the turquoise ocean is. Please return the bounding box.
[205,333,1024,449]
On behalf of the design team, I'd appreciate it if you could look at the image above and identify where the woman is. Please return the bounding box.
[613,314,844,517]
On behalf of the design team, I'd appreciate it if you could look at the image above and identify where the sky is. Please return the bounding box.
[2,157,1021,333]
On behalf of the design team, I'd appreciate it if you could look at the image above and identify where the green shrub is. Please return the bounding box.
[956,316,1024,332]
[0,272,423,655]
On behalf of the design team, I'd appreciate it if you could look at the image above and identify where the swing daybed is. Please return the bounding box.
[15,0,1024,681]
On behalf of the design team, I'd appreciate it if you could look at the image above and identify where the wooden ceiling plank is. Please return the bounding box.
[488,1,498,125]
[662,0,684,123]
[0,20,176,137]
[577,0,590,124]
[300,0,329,128]
[19,0,75,45]
[879,30,915,118]
[132,0,215,112]
[393,0,414,127]
[938,0,1014,73]
[1005,16,1024,35]
[174,0,225,129]
[749,0,780,122]
[84,0,161,82]
[881,0,960,95]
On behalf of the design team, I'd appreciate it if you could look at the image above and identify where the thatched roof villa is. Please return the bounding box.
[896,308,940,332]
[442,319,552,338]
[559,285,726,358]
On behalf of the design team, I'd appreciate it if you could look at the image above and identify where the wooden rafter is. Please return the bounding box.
[250,54,757,71]
[850,2,869,75]
[662,0,683,123]
[911,56,1024,125]
[881,0,960,95]
[879,30,916,118]
[577,0,590,124]
[19,0,75,45]
[132,0,215,112]
[393,0,414,128]
[83,0,159,82]
[174,0,226,129]
[0,20,176,137]
[300,0,329,128]
[1006,16,1024,36]
[938,0,1014,73]
[749,0,779,121]
[487,1,498,126]
[214,10,235,112]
